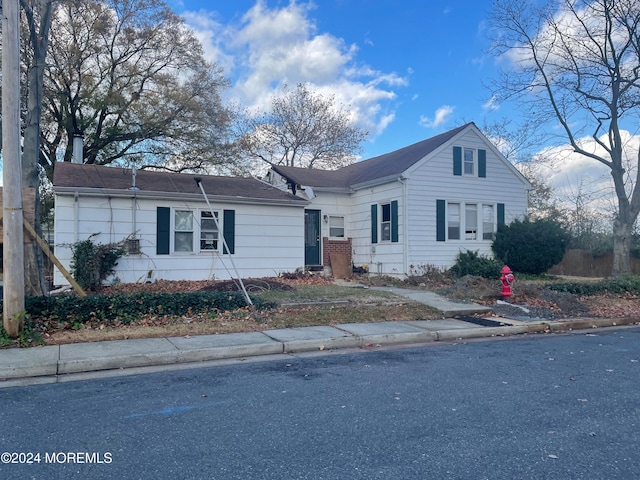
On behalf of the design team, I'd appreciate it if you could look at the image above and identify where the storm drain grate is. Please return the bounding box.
[455,315,512,327]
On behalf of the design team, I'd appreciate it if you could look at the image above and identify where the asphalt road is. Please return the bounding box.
[1,327,639,480]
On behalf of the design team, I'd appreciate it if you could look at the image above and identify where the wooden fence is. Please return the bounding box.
[548,249,640,277]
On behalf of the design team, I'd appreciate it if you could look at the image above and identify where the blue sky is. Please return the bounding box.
[165,0,640,221]
[2,0,636,217]
[169,0,507,160]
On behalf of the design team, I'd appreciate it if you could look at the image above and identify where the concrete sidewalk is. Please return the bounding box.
[2,316,635,386]
[369,286,492,316]
[0,287,636,386]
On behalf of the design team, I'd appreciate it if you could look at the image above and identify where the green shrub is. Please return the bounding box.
[23,291,275,327]
[492,218,568,275]
[449,250,501,279]
[0,321,44,348]
[70,235,126,290]
[548,275,640,296]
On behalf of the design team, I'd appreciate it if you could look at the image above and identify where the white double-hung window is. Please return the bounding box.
[329,215,345,238]
[445,202,496,241]
[447,202,461,240]
[200,211,219,250]
[173,209,222,252]
[174,210,194,252]
[463,148,475,175]
[380,203,392,241]
[482,204,495,240]
[465,203,478,240]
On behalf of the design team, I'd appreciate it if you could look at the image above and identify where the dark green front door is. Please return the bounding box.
[304,209,321,266]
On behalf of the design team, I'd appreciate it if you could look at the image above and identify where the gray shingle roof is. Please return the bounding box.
[53,162,307,204]
[273,123,471,189]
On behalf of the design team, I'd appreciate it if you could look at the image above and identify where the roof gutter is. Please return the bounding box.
[53,187,310,207]
[350,174,400,191]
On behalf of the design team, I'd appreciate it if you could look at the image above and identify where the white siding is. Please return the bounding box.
[53,193,305,285]
[350,183,405,275]
[302,127,530,277]
[403,129,529,271]
[304,191,352,240]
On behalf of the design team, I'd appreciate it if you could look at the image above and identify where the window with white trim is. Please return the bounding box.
[329,215,345,238]
[448,202,460,240]
[174,210,194,252]
[381,203,391,241]
[200,211,219,250]
[465,203,478,240]
[443,202,498,241]
[483,204,495,240]
[464,148,475,175]
[157,207,235,255]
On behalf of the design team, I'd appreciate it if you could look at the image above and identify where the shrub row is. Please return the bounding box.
[15,291,275,325]
[547,275,640,296]
[449,250,501,279]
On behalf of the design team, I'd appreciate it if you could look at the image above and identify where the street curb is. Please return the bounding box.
[0,345,60,379]
[1,317,638,383]
[337,322,438,347]
[546,317,639,331]
[435,325,532,341]
[57,338,182,375]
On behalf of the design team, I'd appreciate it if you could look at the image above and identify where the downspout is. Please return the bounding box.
[398,176,408,276]
[73,190,79,243]
[131,196,136,237]
[129,167,139,238]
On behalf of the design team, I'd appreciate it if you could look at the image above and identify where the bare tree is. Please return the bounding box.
[238,83,368,170]
[488,0,640,275]
[40,0,234,179]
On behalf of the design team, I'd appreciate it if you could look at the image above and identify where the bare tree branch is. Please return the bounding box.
[238,83,368,170]
[488,0,640,275]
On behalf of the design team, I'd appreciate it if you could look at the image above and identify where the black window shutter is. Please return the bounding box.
[497,203,505,227]
[391,200,399,243]
[436,200,446,241]
[453,146,462,176]
[223,209,235,254]
[478,149,486,178]
[371,204,378,244]
[156,207,170,255]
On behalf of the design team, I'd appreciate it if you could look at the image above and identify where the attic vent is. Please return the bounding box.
[127,238,141,255]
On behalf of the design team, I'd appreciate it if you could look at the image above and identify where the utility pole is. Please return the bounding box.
[3,0,26,337]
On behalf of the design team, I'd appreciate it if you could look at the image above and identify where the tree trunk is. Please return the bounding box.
[22,71,47,297]
[21,0,54,297]
[611,218,632,277]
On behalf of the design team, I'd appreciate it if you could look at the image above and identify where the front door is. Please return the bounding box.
[304,209,321,266]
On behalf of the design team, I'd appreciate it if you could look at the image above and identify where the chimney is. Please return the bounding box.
[72,131,84,164]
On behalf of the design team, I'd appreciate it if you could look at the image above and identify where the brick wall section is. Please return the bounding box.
[323,237,352,267]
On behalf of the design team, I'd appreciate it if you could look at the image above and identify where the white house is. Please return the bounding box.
[52,122,531,285]
[52,163,309,285]
[265,122,532,276]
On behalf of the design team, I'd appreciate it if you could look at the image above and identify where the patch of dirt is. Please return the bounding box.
[199,279,294,293]
[438,276,499,302]
[581,295,640,318]
[97,273,332,295]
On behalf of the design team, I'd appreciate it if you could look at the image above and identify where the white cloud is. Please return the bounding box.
[482,94,499,111]
[419,105,455,128]
[532,131,640,214]
[180,0,406,138]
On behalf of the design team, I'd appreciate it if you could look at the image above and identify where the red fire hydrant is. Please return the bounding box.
[500,265,515,300]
